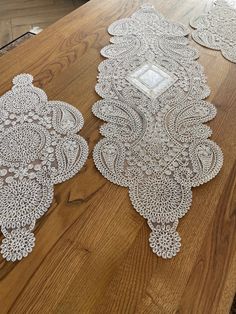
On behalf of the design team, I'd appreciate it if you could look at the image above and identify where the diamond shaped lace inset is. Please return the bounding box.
[127,63,177,99]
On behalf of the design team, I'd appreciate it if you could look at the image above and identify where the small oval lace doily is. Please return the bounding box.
[92,4,223,259]
[190,0,236,63]
[0,74,88,261]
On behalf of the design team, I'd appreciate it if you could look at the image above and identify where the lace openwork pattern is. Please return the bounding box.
[92,5,223,258]
[191,0,236,63]
[0,74,88,261]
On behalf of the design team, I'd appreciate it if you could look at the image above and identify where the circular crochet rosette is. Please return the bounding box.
[0,123,51,166]
[0,178,54,227]
[129,175,192,223]
[148,221,181,259]
[0,226,36,262]
[129,175,191,258]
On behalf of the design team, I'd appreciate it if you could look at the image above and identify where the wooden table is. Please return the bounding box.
[0,0,235,313]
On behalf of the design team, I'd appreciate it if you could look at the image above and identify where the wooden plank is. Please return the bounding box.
[0,4,75,19]
[0,0,235,313]
[11,7,75,27]
[0,0,55,15]
[0,19,12,48]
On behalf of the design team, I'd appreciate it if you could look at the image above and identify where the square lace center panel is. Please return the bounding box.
[127,63,177,99]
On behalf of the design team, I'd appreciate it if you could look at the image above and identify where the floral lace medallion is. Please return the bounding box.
[191,0,236,63]
[0,74,88,261]
[92,5,223,258]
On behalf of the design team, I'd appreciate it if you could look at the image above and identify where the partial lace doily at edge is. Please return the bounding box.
[191,0,236,63]
[0,74,88,261]
[92,4,223,258]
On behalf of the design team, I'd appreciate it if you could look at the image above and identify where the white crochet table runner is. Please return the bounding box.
[93,4,223,258]
[0,74,88,261]
[191,0,236,63]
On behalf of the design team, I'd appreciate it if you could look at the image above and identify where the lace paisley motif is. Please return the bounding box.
[92,5,223,258]
[191,0,236,63]
[0,74,88,261]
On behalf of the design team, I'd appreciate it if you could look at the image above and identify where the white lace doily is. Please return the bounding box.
[191,0,236,63]
[0,74,88,261]
[92,4,223,258]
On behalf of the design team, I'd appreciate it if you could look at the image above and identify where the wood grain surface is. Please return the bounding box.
[0,0,235,313]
